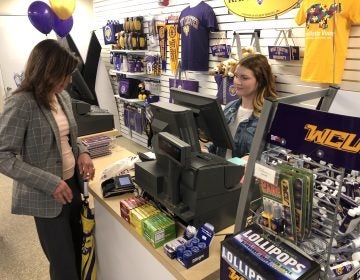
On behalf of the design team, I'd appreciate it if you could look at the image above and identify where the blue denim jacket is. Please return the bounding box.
[207,99,258,158]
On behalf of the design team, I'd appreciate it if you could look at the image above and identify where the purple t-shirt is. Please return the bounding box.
[178,1,218,71]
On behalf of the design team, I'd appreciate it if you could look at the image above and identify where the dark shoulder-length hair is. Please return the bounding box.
[13,39,79,109]
[238,54,277,117]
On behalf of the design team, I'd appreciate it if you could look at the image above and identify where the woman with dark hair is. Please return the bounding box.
[0,39,95,280]
[207,54,277,158]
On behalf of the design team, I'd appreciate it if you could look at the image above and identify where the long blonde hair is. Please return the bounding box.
[238,54,277,117]
[13,39,79,110]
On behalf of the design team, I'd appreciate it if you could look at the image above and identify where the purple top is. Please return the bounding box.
[178,1,218,71]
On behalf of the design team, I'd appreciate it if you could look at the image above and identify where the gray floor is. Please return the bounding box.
[0,136,148,280]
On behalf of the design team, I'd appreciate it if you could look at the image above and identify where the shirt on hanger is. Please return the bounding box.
[295,0,360,84]
[178,1,218,71]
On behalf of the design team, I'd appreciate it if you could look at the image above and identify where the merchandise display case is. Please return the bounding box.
[233,87,360,279]
[108,48,161,148]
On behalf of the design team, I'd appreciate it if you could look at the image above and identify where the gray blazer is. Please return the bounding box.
[0,90,88,218]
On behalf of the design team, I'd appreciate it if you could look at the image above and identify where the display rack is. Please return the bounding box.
[109,69,161,78]
[115,97,149,148]
[232,87,360,279]
[234,87,339,232]
[110,47,161,148]
[256,148,346,279]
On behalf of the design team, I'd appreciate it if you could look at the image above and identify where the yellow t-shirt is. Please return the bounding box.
[295,0,360,84]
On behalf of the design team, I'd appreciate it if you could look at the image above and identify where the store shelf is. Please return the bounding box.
[114,94,145,105]
[109,69,161,79]
[110,49,148,54]
[109,69,145,76]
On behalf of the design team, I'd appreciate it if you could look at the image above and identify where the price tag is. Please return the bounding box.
[254,163,276,185]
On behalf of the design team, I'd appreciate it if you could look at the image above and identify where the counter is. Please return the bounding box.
[89,145,233,280]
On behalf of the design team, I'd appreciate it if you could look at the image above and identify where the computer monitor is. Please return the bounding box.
[170,87,235,151]
[158,132,192,167]
[150,101,201,152]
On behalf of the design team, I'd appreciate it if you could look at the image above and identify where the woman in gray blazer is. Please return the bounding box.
[0,39,95,280]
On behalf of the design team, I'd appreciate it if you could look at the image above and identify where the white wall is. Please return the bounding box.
[0,0,94,100]
[0,0,121,132]
[0,67,4,112]
[0,0,94,59]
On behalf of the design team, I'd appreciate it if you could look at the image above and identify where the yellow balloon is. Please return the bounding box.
[50,0,76,20]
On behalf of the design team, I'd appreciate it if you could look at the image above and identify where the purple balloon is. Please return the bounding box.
[28,1,54,35]
[53,15,73,38]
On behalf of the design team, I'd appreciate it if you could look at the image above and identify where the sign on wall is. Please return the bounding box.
[225,0,300,19]
[268,103,360,170]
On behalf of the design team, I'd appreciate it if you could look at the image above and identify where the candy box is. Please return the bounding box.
[120,196,147,223]
[220,224,320,280]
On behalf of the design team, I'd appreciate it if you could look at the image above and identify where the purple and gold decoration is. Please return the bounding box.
[27,1,54,35]
[27,0,76,36]
[53,15,73,37]
[157,21,167,71]
[166,15,180,74]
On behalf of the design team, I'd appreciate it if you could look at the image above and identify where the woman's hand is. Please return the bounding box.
[78,152,95,180]
[53,180,73,204]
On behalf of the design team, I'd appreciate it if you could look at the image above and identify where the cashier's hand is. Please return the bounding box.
[78,152,95,180]
[53,180,73,204]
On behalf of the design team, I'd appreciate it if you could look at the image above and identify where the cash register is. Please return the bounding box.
[135,89,244,232]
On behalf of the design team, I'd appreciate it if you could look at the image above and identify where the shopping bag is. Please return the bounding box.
[102,20,123,45]
[169,78,199,92]
[268,29,300,61]
[210,44,232,58]
[232,29,261,60]
[118,77,141,99]
[123,104,145,134]
[214,74,238,105]
[169,61,199,102]
[210,32,231,58]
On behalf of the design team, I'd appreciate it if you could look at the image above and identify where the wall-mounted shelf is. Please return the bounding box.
[109,69,161,79]
[114,94,145,105]
[111,49,148,54]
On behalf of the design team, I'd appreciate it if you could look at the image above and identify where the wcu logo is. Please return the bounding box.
[304,124,359,153]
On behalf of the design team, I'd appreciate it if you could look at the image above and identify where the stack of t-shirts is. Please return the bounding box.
[81,135,112,158]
